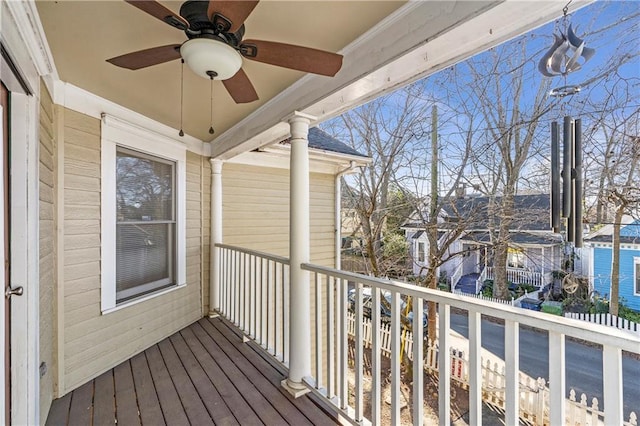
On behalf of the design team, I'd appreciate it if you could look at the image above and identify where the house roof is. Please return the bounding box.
[404,193,553,232]
[281,127,367,158]
[460,231,562,246]
[585,219,640,245]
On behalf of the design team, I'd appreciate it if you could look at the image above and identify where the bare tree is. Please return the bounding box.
[323,81,432,277]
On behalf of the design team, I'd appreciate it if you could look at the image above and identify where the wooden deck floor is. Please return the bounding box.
[46,317,338,425]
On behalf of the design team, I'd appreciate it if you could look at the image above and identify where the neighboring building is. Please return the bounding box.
[585,217,640,311]
[403,193,563,292]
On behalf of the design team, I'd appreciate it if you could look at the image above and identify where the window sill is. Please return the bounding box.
[101,283,187,315]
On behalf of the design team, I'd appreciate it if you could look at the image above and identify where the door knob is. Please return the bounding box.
[5,286,23,298]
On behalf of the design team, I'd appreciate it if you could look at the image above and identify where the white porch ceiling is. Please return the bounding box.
[34,1,589,159]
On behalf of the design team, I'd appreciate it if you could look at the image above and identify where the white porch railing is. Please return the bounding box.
[217,244,290,364]
[345,312,638,426]
[476,266,488,294]
[450,262,464,291]
[215,244,640,426]
[485,266,550,288]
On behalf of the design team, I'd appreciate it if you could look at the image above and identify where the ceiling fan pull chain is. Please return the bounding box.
[179,59,185,137]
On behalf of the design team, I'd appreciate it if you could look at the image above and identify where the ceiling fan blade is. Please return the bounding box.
[107,44,182,70]
[240,40,343,77]
[125,0,189,30]
[207,1,259,33]
[222,69,259,104]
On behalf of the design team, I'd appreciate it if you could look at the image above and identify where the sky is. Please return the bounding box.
[328,0,639,202]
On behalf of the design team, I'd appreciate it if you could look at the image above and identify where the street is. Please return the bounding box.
[450,313,640,419]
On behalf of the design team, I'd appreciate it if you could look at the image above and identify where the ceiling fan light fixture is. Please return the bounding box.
[180,38,242,80]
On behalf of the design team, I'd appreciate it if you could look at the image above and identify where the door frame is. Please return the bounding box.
[1,1,54,423]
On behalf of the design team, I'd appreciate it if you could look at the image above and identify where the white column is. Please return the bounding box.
[282,112,314,396]
[209,159,223,317]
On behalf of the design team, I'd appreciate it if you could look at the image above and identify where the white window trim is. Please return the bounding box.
[101,114,187,313]
[634,257,640,296]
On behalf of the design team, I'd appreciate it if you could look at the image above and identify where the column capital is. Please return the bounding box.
[285,111,316,125]
[209,158,223,174]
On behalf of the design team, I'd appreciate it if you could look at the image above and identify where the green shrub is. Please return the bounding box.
[618,303,640,323]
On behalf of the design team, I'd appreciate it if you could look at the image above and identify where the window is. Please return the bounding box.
[635,257,640,295]
[101,115,186,312]
[116,148,175,303]
[507,248,525,269]
[417,241,426,263]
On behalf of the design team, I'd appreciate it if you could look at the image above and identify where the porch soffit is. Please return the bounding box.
[33,1,593,161]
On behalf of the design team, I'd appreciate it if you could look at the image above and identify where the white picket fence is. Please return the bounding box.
[452,289,515,306]
[347,312,638,425]
[564,312,640,336]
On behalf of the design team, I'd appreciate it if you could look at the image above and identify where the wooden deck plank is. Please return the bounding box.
[200,319,335,425]
[190,321,305,425]
[169,332,239,426]
[145,344,190,426]
[45,392,71,426]
[130,351,165,426]
[92,370,116,426]
[113,361,141,426]
[157,339,215,426]
[205,318,338,426]
[67,379,94,425]
[46,318,338,426]
[182,324,274,424]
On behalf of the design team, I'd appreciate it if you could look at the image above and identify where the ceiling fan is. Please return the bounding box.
[106,0,344,104]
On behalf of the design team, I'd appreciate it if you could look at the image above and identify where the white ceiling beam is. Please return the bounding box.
[212,0,593,161]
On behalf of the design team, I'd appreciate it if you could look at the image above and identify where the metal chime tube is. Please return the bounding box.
[562,116,573,219]
[551,121,561,232]
[574,119,583,247]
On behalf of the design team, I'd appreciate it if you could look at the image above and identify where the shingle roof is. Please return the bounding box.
[461,230,562,245]
[586,235,640,244]
[585,220,640,244]
[404,194,553,232]
[280,127,367,158]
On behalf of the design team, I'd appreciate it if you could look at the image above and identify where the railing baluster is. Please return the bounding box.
[283,263,289,365]
[505,320,520,425]
[251,254,256,338]
[390,290,401,425]
[327,275,335,398]
[355,282,364,422]
[339,277,348,409]
[315,272,322,390]
[438,303,451,426]
[269,259,274,355]
[469,310,482,425]
[549,331,565,425]
[370,286,381,425]
[603,344,623,425]
[275,262,281,360]
[413,296,424,426]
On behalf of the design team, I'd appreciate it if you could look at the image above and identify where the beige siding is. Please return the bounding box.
[39,83,56,423]
[61,110,205,392]
[222,164,336,268]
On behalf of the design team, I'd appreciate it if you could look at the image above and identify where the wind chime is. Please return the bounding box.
[539,3,595,252]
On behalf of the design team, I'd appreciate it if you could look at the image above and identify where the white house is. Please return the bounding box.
[404,194,564,292]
